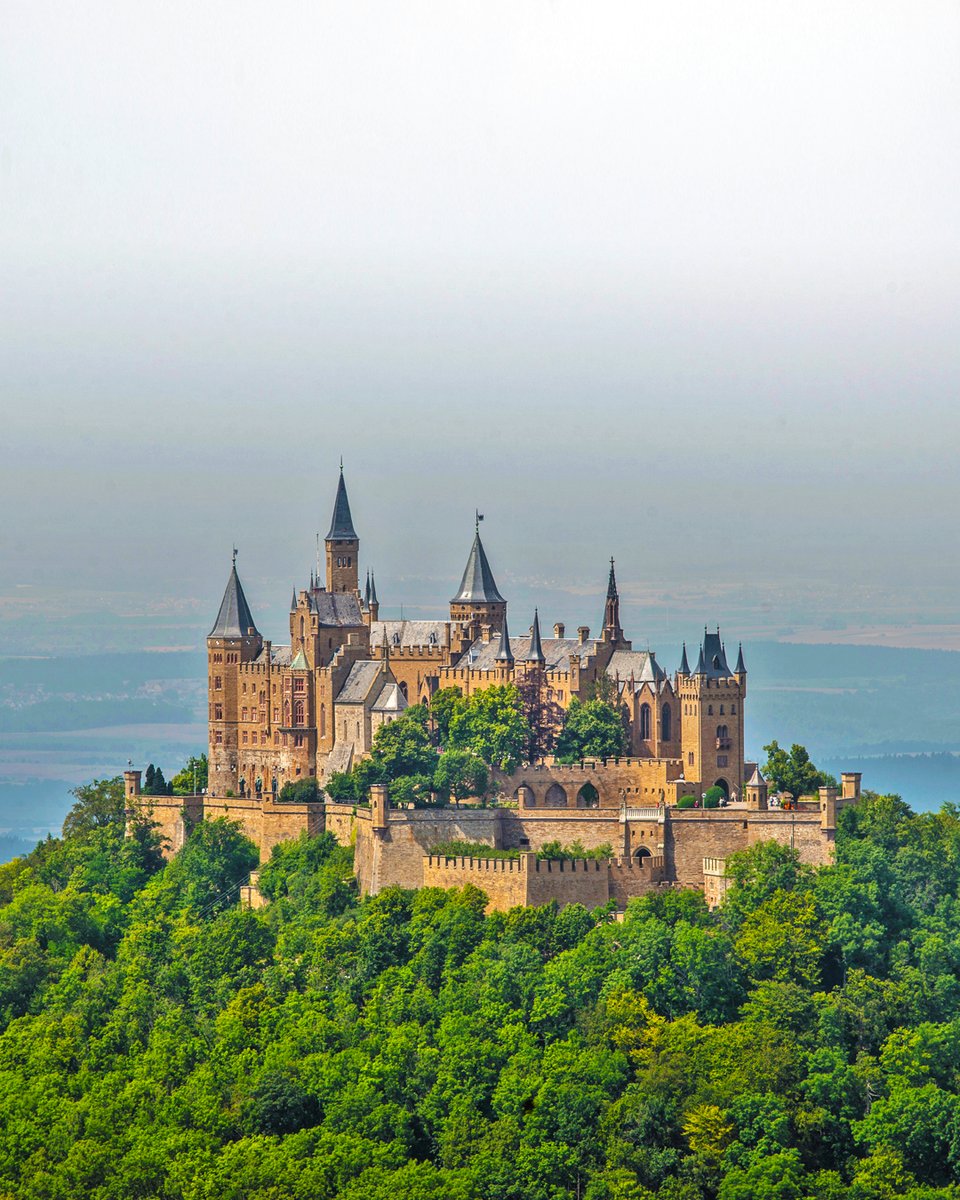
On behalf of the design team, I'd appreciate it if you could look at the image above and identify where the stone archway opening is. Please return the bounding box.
[713,778,729,800]
[634,845,652,861]
[576,782,600,808]
[544,783,568,808]
[514,784,535,808]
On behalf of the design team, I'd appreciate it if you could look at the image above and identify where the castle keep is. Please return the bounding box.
[127,467,857,910]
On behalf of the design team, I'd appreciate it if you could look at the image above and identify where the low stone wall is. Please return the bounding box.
[608,855,667,906]
[494,757,684,811]
[422,852,611,912]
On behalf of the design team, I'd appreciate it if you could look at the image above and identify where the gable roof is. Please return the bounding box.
[369,619,447,649]
[336,660,384,704]
[372,681,408,712]
[605,649,666,687]
[309,590,364,627]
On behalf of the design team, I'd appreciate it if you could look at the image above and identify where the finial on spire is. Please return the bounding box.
[232,545,238,568]
[340,455,343,472]
[475,509,484,532]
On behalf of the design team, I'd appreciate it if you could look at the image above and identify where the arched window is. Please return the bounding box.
[661,704,671,742]
[294,699,305,725]
[320,703,325,735]
[399,682,408,700]
[576,782,600,808]
[639,703,651,740]
[299,617,305,638]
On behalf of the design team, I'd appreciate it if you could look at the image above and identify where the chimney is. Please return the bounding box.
[578,626,590,645]
[480,623,492,643]
[554,622,565,639]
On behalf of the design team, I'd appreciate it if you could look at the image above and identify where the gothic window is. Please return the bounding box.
[320,704,326,735]
[688,751,694,765]
[214,676,222,690]
[661,704,672,742]
[708,704,713,715]
[399,682,408,699]
[294,699,305,725]
[214,704,223,721]
[300,617,305,638]
[639,703,651,740]
[294,677,306,693]
[241,707,248,721]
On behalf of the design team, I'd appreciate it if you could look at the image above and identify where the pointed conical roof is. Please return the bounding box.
[679,642,690,674]
[735,643,746,674]
[290,588,298,612]
[370,571,379,605]
[607,557,618,600]
[747,765,766,787]
[525,609,545,663]
[496,609,515,662]
[209,557,258,638]
[364,571,371,609]
[326,468,357,540]
[693,643,706,675]
[451,525,505,604]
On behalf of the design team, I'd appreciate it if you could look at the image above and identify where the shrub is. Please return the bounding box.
[678,795,697,809]
[704,786,724,809]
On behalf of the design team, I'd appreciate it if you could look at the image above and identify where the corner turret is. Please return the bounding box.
[449,512,506,633]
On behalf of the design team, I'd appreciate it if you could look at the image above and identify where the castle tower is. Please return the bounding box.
[745,765,768,810]
[207,552,263,797]
[449,514,506,633]
[369,571,380,621]
[601,558,626,646]
[325,465,359,595]
[676,627,745,799]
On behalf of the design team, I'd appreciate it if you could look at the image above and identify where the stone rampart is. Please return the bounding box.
[495,757,684,810]
[422,851,611,911]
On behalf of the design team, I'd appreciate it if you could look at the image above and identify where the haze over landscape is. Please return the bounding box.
[2,2,959,844]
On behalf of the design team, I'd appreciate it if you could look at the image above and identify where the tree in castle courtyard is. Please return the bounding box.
[446,683,529,772]
[434,749,488,806]
[429,687,467,746]
[762,741,837,799]
[555,697,628,764]
[171,754,208,795]
[516,668,564,763]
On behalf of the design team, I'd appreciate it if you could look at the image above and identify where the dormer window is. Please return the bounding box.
[712,655,721,670]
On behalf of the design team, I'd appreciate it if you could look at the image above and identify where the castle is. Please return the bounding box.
[126,466,860,910]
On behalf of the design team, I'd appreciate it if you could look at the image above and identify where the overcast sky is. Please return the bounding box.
[2,2,958,644]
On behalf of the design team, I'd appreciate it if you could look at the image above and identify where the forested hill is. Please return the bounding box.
[5,791,960,1198]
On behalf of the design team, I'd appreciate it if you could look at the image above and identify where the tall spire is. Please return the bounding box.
[290,587,297,612]
[364,571,371,610]
[602,557,624,644]
[679,642,690,675]
[325,465,357,540]
[735,642,746,674]
[693,642,706,675]
[451,523,505,604]
[209,554,259,638]
[525,609,545,663]
[496,608,514,663]
[369,571,379,606]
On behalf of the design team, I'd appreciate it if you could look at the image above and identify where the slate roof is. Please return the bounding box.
[605,649,666,687]
[495,611,514,662]
[309,590,364,626]
[451,529,505,604]
[323,740,355,780]
[270,646,293,667]
[735,643,746,674]
[678,643,690,675]
[695,629,733,678]
[326,470,357,540]
[747,766,766,787]
[369,619,447,649]
[457,635,598,672]
[290,648,309,671]
[336,660,384,704]
[372,681,408,712]
[209,563,259,639]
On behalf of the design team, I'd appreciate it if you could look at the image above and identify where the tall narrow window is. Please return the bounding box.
[640,703,651,740]
[661,703,671,742]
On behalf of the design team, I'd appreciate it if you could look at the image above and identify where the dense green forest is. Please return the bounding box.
[5,782,960,1198]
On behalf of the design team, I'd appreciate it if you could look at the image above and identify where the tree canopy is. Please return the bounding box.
[7,782,960,1197]
[763,740,837,797]
[555,697,628,763]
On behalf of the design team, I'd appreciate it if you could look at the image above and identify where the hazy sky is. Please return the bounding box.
[2,3,959,646]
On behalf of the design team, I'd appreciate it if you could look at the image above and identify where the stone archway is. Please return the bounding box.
[634,846,652,860]
[576,782,600,809]
[514,784,535,808]
[544,783,568,808]
[713,778,729,799]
